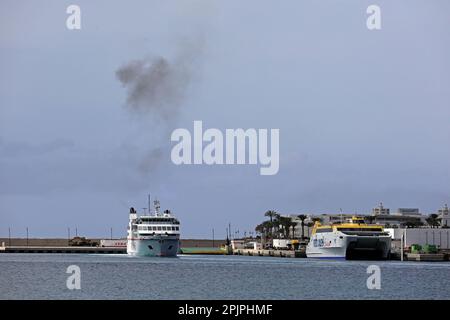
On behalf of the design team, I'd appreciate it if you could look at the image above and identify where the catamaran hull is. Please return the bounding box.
[127,236,180,257]
[306,234,391,260]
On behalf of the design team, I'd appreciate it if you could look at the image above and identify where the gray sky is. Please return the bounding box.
[1,0,449,239]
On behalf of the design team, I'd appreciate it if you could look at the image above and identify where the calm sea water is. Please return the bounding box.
[0,254,449,299]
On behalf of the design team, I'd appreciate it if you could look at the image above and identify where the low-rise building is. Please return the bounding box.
[394,208,421,216]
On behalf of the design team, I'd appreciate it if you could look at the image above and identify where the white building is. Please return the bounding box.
[244,241,262,250]
[231,239,245,250]
[385,228,450,249]
[438,204,449,227]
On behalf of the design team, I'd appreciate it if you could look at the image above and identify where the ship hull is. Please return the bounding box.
[127,236,180,257]
[306,233,391,260]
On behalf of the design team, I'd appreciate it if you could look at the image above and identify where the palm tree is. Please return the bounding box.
[276,216,291,238]
[297,214,307,240]
[264,210,277,223]
[405,220,424,228]
[262,220,273,238]
[289,221,297,239]
[312,217,322,223]
[365,215,376,224]
[426,214,441,228]
[255,223,264,236]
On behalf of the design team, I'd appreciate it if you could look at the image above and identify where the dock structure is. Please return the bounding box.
[405,253,446,262]
[0,246,126,254]
[232,249,305,258]
[179,247,226,255]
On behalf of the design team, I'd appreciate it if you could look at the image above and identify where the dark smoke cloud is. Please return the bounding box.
[116,54,194,120]
[115,39,203,173]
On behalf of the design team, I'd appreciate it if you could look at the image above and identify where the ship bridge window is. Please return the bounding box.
[338,228,383,232]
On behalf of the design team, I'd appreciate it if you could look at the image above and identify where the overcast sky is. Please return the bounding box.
[1,0,449,239]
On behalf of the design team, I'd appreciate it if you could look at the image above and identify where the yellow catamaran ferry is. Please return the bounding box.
[306,216,391,260]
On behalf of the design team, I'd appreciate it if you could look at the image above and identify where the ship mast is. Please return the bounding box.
[148,194,151,215]
[154,199,161,216]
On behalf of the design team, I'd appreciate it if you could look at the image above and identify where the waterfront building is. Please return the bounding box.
[394,208,421,216]
[314,211,424,228]
[319,213,357,225]
[372,202,390,216]
[369,204,425,227]
[281,204,444,235]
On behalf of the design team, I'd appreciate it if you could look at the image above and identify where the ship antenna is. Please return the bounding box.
[154,198,161,216]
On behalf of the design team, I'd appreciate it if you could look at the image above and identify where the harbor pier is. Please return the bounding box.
[0,245,126,254]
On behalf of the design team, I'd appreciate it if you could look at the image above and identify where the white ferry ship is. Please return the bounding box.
[127,198,180,257]
[306,216,391,260]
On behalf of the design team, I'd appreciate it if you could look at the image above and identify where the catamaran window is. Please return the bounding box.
[162,226,167,231]
[157,226,162,231]
[316,228,332,233]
